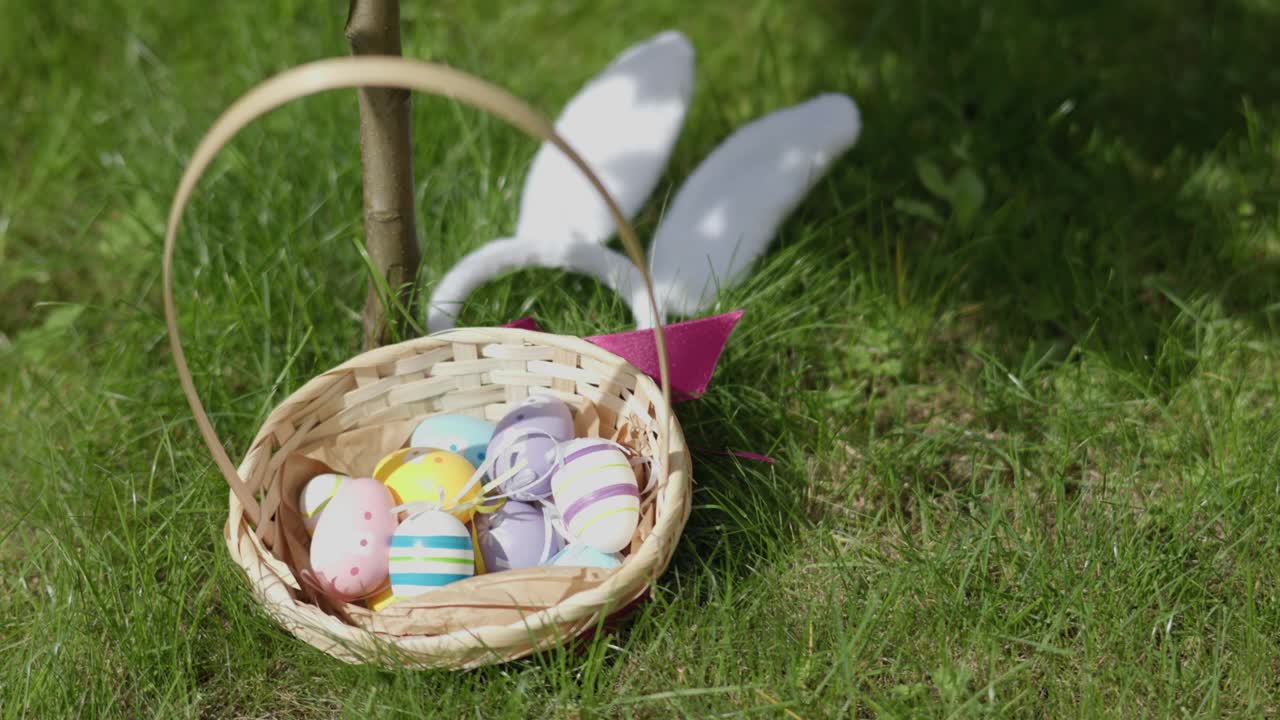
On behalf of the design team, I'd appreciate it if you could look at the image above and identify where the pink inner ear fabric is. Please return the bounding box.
[502,317,543,331]
[503,310,744,402]
[586,310,744,401]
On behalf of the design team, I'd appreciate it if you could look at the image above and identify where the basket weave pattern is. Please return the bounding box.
[162,57,690,668]
[226,329,689,667]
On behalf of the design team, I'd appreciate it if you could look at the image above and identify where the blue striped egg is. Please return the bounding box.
[550,438,640,553]
[388,510,475,597]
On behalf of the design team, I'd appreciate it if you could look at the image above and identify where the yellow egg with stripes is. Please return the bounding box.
[377,448,480,522]
[389,510,475,597]
[550,438,639,554]
[298,473,349,535]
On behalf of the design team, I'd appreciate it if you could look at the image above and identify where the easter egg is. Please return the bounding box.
[366,583,398,611]
[308,477,396,601]
[372,446,430,481]
[474,500,563,572]
[547,543,623,570]
[299,472,348,535]
[487,394,575,500]
[409,414,495,469]
[389,510,475,597]
[380,448,481,522]
[550,438,639,553]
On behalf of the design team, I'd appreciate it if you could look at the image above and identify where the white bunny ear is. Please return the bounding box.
[515,30,695,245]
[426,238,657,332]
[427,31,692,333]
[648,94,861,317]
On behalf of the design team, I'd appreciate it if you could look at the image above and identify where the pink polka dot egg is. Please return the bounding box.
[308,477,396,602]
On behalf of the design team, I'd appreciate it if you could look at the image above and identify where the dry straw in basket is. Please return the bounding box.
[161,57,690,669]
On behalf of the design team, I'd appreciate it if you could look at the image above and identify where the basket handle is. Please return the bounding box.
[162,57,672,525]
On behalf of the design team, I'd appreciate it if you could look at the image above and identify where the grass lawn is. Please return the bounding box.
[4,0,1280,716]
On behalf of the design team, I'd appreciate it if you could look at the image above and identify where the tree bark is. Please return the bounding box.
[346,0,420,349]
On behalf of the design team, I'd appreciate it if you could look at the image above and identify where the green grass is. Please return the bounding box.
[4,0,1280,716]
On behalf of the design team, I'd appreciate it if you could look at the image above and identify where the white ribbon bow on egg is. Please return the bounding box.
[426,30,863,332]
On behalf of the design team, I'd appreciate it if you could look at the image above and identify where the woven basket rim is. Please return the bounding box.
[225,327,691,666]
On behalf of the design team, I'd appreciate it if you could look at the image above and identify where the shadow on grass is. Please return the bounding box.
[797,0,1280,376]
[451,1,1280,593]
[664,0,1280,573]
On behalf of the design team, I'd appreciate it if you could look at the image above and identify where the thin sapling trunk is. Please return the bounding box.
[346,0,421,349]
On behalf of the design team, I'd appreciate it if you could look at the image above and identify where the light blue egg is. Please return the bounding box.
[547,544,623,570]
[409,414,496,469]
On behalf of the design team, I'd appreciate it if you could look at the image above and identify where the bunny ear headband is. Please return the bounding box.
[427,30,861,399]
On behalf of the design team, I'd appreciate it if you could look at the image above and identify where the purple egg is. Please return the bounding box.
[475,501,563,571]
[487,395,574,500]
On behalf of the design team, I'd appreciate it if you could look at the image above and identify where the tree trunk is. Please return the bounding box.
[346,0,420,349]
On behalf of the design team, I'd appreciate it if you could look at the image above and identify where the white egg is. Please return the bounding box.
[550,438,639,553]
[299,473,348,535]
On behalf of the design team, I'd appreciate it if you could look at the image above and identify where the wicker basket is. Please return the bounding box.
[161,57,690,668]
